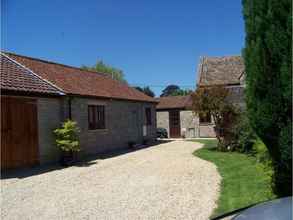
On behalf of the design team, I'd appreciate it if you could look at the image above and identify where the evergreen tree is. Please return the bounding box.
[242,0,292,195]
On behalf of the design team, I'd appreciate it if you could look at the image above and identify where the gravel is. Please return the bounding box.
[1,140,221,220]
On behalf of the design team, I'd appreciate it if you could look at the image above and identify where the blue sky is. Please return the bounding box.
[1,0,245,96]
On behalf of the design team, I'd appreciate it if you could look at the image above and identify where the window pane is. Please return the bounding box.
[88,105,106,130]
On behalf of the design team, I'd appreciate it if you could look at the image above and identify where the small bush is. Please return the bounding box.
[191,86,240,151]
[230,112,257,153]
[53,120,81,152]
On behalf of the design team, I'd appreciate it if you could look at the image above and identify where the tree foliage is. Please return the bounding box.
[242,0,292,196]
[81,60,127,83]
[134,86,155,97]
[192,86,239,150]
[53,120,81,152]
[160,84,192,97]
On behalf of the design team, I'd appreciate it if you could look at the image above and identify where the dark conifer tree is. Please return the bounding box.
[242,0,292,195]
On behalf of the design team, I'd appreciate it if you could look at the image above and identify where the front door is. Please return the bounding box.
[169,110,181,138]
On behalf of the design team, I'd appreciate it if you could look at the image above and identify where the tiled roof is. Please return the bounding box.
[197,56,245,86]
[3,52,157,103]
[0,53,64,95]
[156,95,192,110]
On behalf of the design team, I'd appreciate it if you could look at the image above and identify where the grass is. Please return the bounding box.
[192,139,276,218]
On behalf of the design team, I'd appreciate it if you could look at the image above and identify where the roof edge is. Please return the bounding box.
[2,52,66,95]
[2,51,159,103]
[2,51,111,78]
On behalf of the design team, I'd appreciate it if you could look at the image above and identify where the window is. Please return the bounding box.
[199,112,211,124]
[88,105,105,130]
[145,107,152,125]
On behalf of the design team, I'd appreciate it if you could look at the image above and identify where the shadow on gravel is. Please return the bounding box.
[1,164,64,179]
[98,139,173,159]
[1,140,173,180]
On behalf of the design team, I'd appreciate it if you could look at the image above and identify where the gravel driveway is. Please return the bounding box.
[1,140,220,220]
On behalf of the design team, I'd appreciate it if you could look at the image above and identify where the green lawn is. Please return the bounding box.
[192,139,275,218]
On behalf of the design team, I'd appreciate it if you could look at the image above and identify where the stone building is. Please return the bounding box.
[1,52,157,169]
[156,95,215,138]
[156,55,245,138]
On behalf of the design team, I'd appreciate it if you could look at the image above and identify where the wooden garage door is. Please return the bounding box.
[1,97,39,169]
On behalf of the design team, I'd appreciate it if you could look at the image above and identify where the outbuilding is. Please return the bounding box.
[1,52,157,169]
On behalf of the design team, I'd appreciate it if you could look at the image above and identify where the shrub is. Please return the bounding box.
[191,86,239,151]
[230,112,257,153]
[53,120,81,152]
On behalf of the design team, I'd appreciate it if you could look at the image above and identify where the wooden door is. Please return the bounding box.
[1,97,39,170]
[169,110,181,138]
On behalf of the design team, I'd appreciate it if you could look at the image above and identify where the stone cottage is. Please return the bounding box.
[156,55,245,138]
[1,52,157,169]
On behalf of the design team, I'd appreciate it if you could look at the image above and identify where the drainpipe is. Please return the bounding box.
[68,97,72,120]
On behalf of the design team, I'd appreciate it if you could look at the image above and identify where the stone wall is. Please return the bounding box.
[37,96,156,163]
[156,111,170,137]
[37,97,63,164]
[227,86,246,109]
[199,124,216,137]
[71,97,157,156]
[180,110,199,138]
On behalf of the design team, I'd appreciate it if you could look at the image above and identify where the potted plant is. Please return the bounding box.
[53,120,81,166]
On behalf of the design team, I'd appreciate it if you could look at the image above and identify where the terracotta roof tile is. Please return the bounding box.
[0,53,64,95]
[156,95,192,110]
[4,52,157,103]
[197,56,245,86]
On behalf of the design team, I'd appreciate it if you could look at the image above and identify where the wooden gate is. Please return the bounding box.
[169,110,181,138]
[1,97,39,169]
